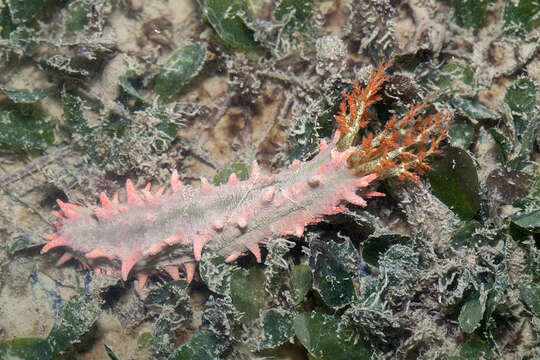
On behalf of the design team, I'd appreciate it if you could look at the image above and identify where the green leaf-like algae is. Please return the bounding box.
[155,42,207,100]
[290,264,312,304]
[505,77,536,114]
[230,267,267,324]
[428,147,480,220]
[199,0,257,49]
[168,331,221,360]
[310,238,356,309]
[455,0,494,29]
[0,110,54,150]
[520,283,540,317]
[274,0,313,30]
[503,0,540,37]
[6,0,47,24]
[293,312,372,360]
[459,334,490,359]
[458,292,485,333]
[259,309,294,349]
[0,87,47,103]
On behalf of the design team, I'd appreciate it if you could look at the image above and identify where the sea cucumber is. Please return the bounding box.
[41,59,451,288]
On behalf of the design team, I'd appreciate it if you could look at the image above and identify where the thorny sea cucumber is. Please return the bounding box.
[41,59,451,289]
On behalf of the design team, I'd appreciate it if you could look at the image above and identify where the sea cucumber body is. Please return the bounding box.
[42,132,381,283]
